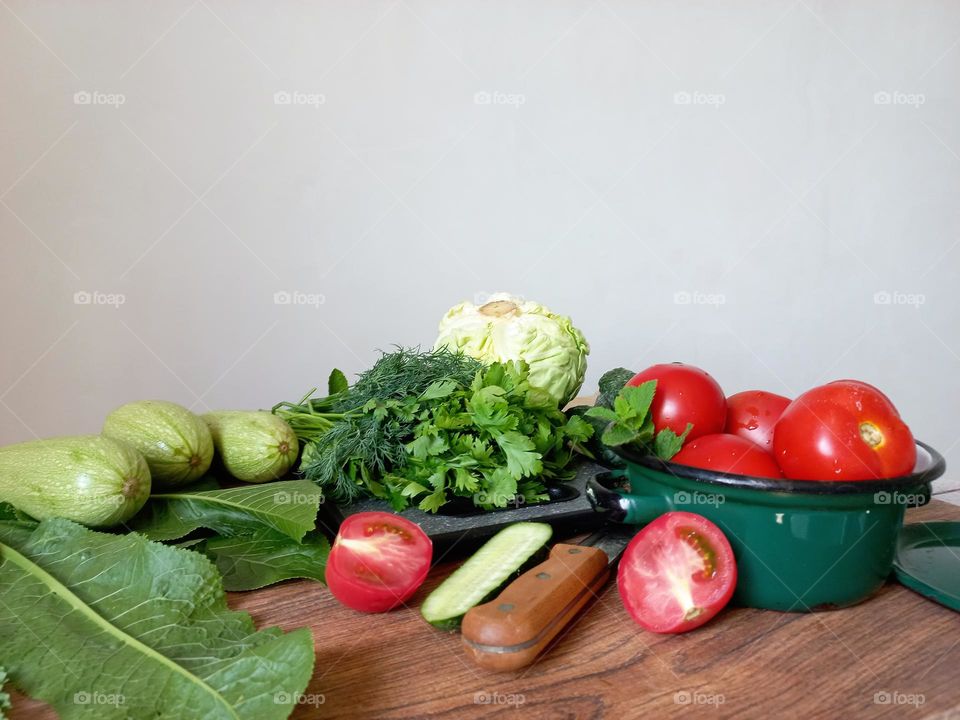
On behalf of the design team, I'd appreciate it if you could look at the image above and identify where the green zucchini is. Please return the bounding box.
[103,400,213,486]
[421,522,553,630]
[0,435,151,527]
[202,411,298,483]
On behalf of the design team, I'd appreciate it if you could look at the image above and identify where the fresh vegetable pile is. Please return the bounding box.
[0,287,935,713]
[276,348,592,512]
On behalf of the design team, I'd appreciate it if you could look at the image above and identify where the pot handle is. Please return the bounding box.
[585,473,670,525]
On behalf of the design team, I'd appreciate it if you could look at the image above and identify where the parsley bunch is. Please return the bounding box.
[382,361,592,512]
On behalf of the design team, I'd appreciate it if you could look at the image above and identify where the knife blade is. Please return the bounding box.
[461,526,635,671]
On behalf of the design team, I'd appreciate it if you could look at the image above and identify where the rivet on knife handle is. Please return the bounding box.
[460,543,609,671]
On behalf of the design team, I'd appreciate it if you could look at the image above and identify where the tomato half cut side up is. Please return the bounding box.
[617,512,737,633]
[326,511,433,613]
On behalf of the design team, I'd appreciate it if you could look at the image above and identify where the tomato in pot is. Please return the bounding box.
[627,363,727,440]
[326,511,432,613]
[773,380,916,481]
[671,433,783,479]
[724,390,791,451]
[617,512,737,633]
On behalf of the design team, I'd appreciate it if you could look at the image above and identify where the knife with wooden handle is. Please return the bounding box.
[460,527,634,671]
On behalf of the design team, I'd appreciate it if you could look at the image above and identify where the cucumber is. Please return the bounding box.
[421,522,553,630]
[202,411,298,483]
[103,400,213,487]
[0,435,151,527]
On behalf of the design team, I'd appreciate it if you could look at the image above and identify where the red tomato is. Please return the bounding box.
[627,363,727,440]
[773,380,916,481]
[724,390,791,451]
[617,511,737,633]
[671,433,783,479]
[326,511,432,613]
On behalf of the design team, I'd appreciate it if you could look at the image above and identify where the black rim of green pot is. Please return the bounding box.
[612,440,945,495]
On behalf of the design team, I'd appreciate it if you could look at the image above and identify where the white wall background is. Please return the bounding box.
[2,1,958,496]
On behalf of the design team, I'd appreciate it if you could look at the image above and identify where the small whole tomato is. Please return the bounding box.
[326,511,432,613]
[618,511,737,633]
[671,433,783,479]
[627,363,727,440]
[773,380,916,481]
[724,390,791,451]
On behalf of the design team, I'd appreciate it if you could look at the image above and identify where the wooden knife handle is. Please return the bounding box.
[461,544,610,672]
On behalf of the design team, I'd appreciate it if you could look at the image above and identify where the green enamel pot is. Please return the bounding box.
[586,441,946,612]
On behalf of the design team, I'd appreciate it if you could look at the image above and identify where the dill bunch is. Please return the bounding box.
[275,347,483,504]
[335,346,483,411]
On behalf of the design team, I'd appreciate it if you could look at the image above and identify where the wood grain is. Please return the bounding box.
[9,501,960,720]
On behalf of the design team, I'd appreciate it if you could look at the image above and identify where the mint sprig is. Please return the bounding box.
[585,380,692,460]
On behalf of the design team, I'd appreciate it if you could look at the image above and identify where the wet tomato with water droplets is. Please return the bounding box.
[773,380,916,481]
[617,512,737,633]
[724,390,791,450]
[326,511,432,613]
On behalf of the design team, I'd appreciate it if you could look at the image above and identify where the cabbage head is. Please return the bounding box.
[435,293,589,405]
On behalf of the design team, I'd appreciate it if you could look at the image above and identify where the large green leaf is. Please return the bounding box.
[0,518,314,720]
[202,530,330,591]
[0,666,11,720]
[127,480,322,543]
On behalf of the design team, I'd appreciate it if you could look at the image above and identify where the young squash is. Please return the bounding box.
[103,400,213,486]
[203,411,298,483]
[0,435,151,527]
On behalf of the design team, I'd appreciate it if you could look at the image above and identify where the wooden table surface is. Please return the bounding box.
[11,501,960,719]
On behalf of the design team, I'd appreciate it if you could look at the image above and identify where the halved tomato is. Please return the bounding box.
[617,512,737,633]
[326,511,432,613]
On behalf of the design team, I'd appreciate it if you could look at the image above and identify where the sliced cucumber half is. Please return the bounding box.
[421,522,553,630]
